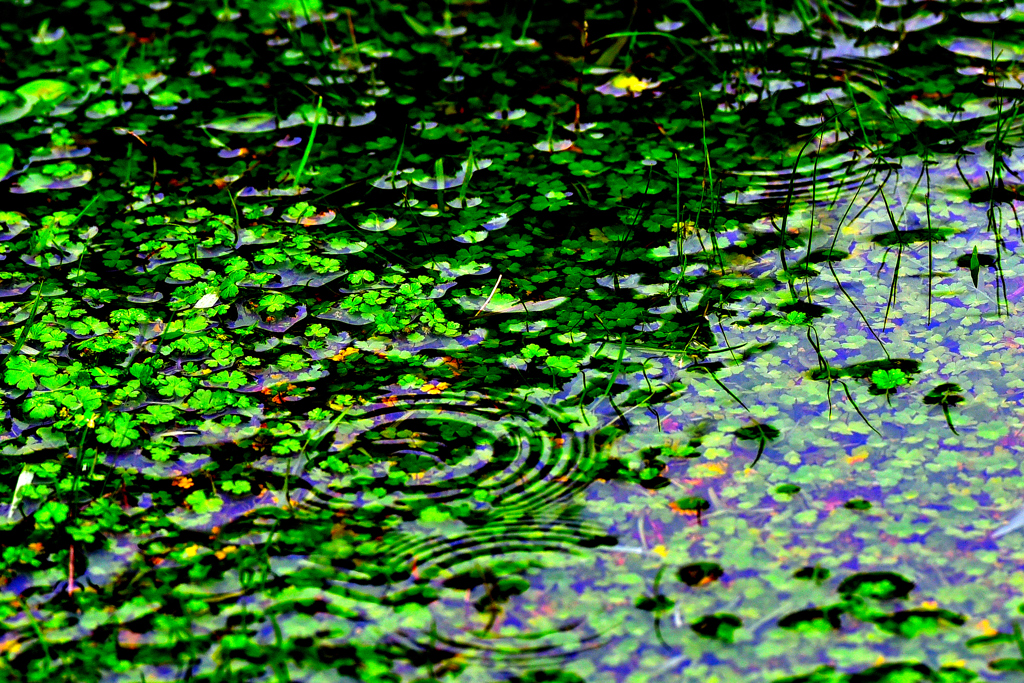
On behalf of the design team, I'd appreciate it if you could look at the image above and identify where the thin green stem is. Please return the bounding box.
[293,96,324,189]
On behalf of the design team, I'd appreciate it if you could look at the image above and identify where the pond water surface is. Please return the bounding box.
[3,0,1024,681]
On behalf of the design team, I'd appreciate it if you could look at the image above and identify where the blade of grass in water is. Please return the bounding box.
[993,506,1024,539]
[602,335,628,399]
[697,94,726,274]
[293,96,324,190]
[825,166,893,360]
[611,164,652,290]
[435,157,445,212]
[457,145,477,208]
[925,164,934,324]
[778,140,809,301]
[392,124,410,208]
[843,76,874,150]
[879,188,903,333]
[1,282,45,368]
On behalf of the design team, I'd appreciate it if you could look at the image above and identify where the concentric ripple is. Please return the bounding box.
[301,392,610,519]
[388,618,607,676]
[726,150,879,207]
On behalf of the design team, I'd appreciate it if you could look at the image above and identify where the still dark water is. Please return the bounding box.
[3,0,1024,681]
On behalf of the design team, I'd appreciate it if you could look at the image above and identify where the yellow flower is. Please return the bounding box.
[612,74,652,92]
[977,619,999,636]
[331,347,359,362]
[214,545,237,560]
[421,381,450,394]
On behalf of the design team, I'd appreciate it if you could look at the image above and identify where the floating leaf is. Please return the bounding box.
[11,167,92,193]
[194,292,220,309]
[16,79,74,111]
[0,91,32,125]
[533,139,573,152]
[678,562,723,587]
[357,214,397,232]
[794,567,831,582]
[0,144,13,179]
[456,293,567,314]
[872,609,966,637]
[690,613,742,642]
[778,606,845,632]
[871,368,908,390]
[837,572,915,601]
[204,113,277,133]
[635,594,674,611]
[871,228,952,247]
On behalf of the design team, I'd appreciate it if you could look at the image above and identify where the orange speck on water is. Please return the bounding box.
[332,347,359,362]
[172,476,194,489]
[214,545,237,560]
[846,453,868,465]
[119,631,143,649]
[977,619,999,636]
[28,543,43,552]
[443,357,463,375]
[668,502,700,516]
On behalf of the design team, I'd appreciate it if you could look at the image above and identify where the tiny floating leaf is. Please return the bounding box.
[358,214,397,232]
[837,571,915,601]
[690,613,742,642]
[194,292,220,309]
[678,562,723,587]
